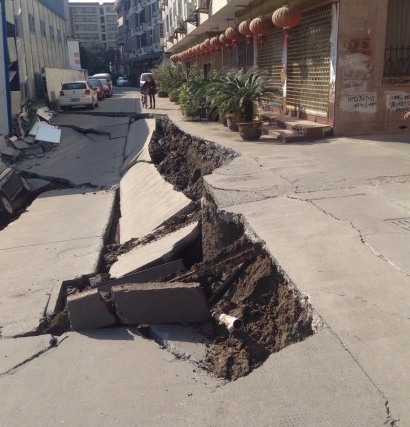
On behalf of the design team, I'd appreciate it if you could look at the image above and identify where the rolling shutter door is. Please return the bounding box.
[258,27,283,93]
[287,4,332,116]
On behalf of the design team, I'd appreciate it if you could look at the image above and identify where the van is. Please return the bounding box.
[91,73,112,89]
[139,72,152,91]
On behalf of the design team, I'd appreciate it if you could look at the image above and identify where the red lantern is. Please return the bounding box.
[238,19,253,44]
[249,15,275,44]
[170,54,176,63]
[219,33,232,48]
[272,5,301,29]
[210,37,222,49]
[204,38,212,52]
[225,25,242,47]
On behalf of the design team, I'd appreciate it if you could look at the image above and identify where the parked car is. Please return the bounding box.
[91,73,113,90]
[139,72,152,91]
[59,81,99,110]
[87,78,105,100]
[97,78,113,97]
[116,76,129,86]
[0,160,31,217]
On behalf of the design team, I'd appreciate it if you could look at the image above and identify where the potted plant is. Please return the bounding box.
[209,68,282,140]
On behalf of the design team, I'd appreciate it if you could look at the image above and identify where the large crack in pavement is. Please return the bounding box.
[0,335,66,377]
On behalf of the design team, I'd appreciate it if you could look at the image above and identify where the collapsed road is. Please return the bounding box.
[1,90,408,425]
[0,110,315,382]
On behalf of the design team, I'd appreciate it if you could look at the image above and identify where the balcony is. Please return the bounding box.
[196,0,210,13]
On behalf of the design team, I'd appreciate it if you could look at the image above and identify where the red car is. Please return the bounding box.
[98,78,112,97]
[87,78,105,100]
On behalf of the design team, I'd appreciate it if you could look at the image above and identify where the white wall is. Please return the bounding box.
[44,67,86,106]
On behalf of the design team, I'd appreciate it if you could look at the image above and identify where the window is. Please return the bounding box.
[384,0,410,77]
[57,29,62,42]
[28,13,35,33]
[40,19,46,36]
[101,17,105,23]
[15,15,23,37]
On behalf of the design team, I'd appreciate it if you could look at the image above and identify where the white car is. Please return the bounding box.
[139,72,152,91]
[59,81,99,110]
[117,76,129,86]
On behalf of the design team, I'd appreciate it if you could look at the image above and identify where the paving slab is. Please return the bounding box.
[121,119,155,174]
[67,288,116,331]
[113,282,210,324]
[119,161,192,243]
[26,178,51,192]
[222,195,410,423]
[19,127,125,187]
[99,123,129,139]
[0,189,115,337]
[0,327,388,426]
[98,259,184,293]
[110,222,199,278]
[0,335,53,375]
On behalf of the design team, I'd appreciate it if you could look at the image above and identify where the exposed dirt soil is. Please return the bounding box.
[47,116,314,382]
[148,118,314,380]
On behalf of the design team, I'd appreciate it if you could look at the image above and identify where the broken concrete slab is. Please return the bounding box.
[113,282,210,324]
[124,118,155,159]
[121,119,155,175]
[0,335,54,375]
[110,223,199,278]
[34,122,61,144]
[26,178,51,192]
[9,139,30,150]
[99,259,184,293]
[67,288,116,331]
[99,124,129,139]
[19,127,126,187]
[119,161,192,243]
[0,145,20,160]
[36,106,54,122]
[0,188,115,337]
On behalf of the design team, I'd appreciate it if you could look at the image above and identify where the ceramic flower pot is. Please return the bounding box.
[237,121,263,141]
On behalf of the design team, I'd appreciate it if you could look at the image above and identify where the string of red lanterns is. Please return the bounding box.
[169,5,301,63]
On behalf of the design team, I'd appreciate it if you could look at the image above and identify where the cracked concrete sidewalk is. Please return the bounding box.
[160,98,410,424]
[1,94,408,425]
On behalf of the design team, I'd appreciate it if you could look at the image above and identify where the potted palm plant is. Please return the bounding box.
[209,68,281,140]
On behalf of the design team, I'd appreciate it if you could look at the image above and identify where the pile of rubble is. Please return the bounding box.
[1,107,61,163]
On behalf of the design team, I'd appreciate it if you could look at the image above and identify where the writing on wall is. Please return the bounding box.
[386,93,410,113]
[340,92,377,113]
[383,77,410,86]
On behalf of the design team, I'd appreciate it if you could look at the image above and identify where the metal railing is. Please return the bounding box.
[384,45,410,77]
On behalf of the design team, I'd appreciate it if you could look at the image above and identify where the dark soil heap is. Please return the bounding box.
[149,118,315,381]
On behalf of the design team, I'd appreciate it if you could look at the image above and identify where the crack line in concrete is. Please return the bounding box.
[0,235,105,251]
[325,327,400,426]
[289,196,410,277]
[0,335,67,378]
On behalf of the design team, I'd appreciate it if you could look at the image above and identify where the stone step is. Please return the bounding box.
[260,112,332,139]
[262,124,308,143]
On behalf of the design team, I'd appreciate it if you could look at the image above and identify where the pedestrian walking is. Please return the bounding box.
[141,76,157,109]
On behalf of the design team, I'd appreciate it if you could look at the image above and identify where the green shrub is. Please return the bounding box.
[152,63,186,94]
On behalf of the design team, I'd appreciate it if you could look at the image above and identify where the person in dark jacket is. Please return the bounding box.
[141,76,157,108]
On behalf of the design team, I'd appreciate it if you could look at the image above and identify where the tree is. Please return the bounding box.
[79,41,110,75]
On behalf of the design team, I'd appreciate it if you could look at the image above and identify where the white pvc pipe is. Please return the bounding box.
[212,311,243,332]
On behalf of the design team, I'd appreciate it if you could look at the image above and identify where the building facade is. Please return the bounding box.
[1,0,70,135]
[114,0,164,80]
[69,1,119,50]
[164,0,410,136]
